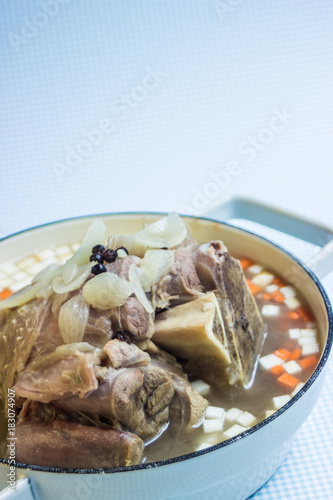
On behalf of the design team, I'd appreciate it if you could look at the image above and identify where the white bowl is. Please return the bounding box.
[0,213,332,500]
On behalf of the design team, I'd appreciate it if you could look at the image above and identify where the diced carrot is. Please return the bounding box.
[262,293,273,302]
[274,349,291,361]
[0,289,12,301]
[271,291,285,303]
[270,365,285,376]
[289,311,300,320]
[272,277,285,286]
[294,307,314,323]
[299,355,319,370]
[246,279,262,295]
[289,348,302,361]
[240,258,253,270]
[262,291,286,303]
[277,373,300,390]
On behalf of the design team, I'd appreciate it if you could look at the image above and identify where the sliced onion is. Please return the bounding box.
[0,263,59,309]
[58,294,90,344]
[51,292,69,313]
[62,262,79,284]
[52,263,91,294]
[32,263,60,284]
[35,285,54,299]
[107,234,147,258]
[128,264,154,314]
[138,250,174,291]
[67,219,107,267]
[0,219,106,309]
[133,213,187,249]
[82,272,133,310]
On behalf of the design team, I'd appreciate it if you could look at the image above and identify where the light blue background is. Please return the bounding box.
[1,0,333,238]
[1,2,333,498]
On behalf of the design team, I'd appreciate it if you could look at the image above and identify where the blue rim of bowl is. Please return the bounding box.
[0,212,332,474]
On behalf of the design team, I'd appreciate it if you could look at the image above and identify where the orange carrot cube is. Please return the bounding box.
[274,349,291,361]
[277,373,300,390]
[270,365,285,376]
[240,258,254,270]
[246,279,262,295]
[299,355,319,370]
[0,289,12,301]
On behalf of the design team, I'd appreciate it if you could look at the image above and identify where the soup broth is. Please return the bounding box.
[0,240,321,466]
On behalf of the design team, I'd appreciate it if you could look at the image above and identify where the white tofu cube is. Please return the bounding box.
[10,279,31,293]
[247,264,264,275]
[252,272,274,287]
[205,406,225,420]
[265,410,275,419]
[291,382,305,397]
[236,411,256,427]
[27,262,47,275]
[225,408,243,422]
[17,256,38,270]
[35,249,55,260]
[13,271,29,282]
[71,242,81,252]
[300,329,317,338]
[272,395,291,409]
[302,343,319,355]
[266,284,279,293]
[280,286,297,298]
[284,297,301,310]
[196,442,212,452]
[223,424,247,439]
[55,245,71,256]
[299,337,316,345]
[203,418,224,433]
[191,380,210,397]
[0,277,14,289]
[259,353,284,370]
[261,305,279,317]
[283,360,301,375]
[289,328,300,339]
[0,261,19,275]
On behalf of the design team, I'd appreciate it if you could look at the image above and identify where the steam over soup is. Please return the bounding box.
[0,214,320,467]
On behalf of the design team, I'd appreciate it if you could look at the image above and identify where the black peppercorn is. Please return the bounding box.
[114,331,131,343]
[92,244,105,254]
[90,253,103,263]
[91,263,107,275]
[103,249,117,263]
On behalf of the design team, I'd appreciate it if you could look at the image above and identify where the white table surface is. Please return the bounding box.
[1,1,333,498]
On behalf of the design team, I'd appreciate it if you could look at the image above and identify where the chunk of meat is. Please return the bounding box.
[83,307,113,347]
[0,299,53,401]
[107,257,155,340]
[110,297,154,340]
[103,339,150,369]
[153,247,203,308]
[151,358,208,429]
[13,349,99,403]
[53,364,174,440]
[142,342,208,429]
[192,242,266,386]
[14,420,144,468]
[119,297,155,339]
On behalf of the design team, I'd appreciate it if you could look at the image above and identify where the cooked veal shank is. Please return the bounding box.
[0,221,265,468]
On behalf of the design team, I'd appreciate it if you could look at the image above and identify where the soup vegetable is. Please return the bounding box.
[0,215,320,467]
